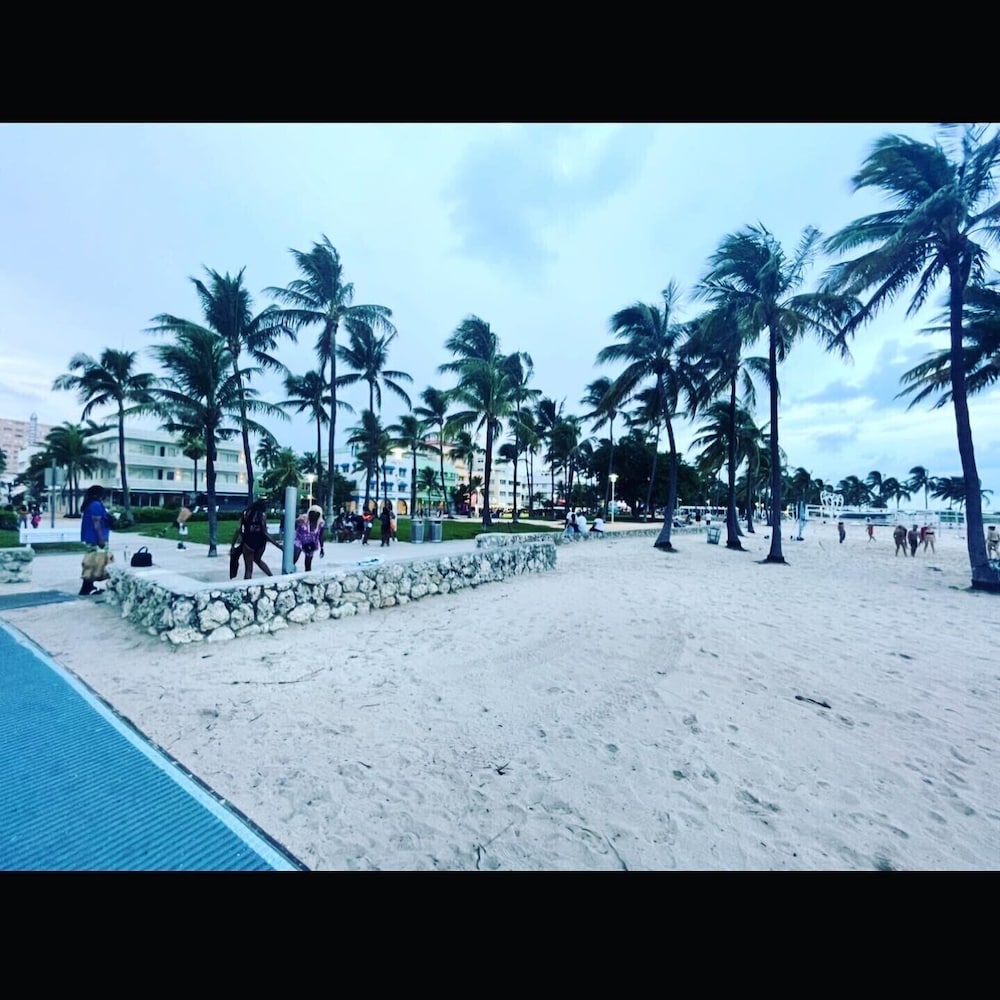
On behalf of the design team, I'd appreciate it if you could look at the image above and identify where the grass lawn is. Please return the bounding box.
[0,516,563,550]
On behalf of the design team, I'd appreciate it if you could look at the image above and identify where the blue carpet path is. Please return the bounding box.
[0,621,305,871]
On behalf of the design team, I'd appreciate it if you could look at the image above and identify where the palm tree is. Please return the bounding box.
[930,474,991,512]
[388,413,428,518]
[690,400,755,532]
[44,422,109,516]
[735,412,770,532]
[865,470,886,508]
[598,281,698,551]
[448,429,480,497]
[439,316,515,527]
[266,235,395,517]
[822,123,1000,590]
[906,465,934,512]
[512,407,540,515]
[179,432,206,501]
[417,466,440,513]
[682,301,763,549]
[533,397,564,520]
[881,476,911,514]
[581,376,621,519]
[254,436,283,477]
[413,386,453,517]
[282,370,333,480]
[52,348,156,524]
[700,226,857,564]
[258,447,305,500]
[501,351,540,523]
[151,267,294,504]
[337,323,412,511]
[547,415,582,511]
[837,475,871,508]
[346,409,385,510]
[146,325,274,556]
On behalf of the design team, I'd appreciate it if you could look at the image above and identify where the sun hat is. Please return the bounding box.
[308,504,323,515]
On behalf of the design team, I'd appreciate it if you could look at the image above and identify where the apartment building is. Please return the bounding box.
[341,438,463,516]
[0,415,53,473]
[87,427,247,508]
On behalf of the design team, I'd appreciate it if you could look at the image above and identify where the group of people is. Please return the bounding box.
[841,519,938,555]
[892,523,935,557]
[563,509,605,538]
[232,501,331,579]
[17,503,42,529]
[233,500,400,576]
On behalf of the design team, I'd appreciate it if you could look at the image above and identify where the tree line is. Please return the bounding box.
[10,125,1000,589]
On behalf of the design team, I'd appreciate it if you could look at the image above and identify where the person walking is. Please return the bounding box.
[922,523,936,554]
[379,501,394,548]
[987,525,1000,559]
[175,505,192,549]
[79,484,113,596]
[17,503,28,529]
[907,524,920,557]
[294,504,326,571]
[893,524,908,556]
[866,517,875,542]
[235,499,282,579]
[837,520,846,544]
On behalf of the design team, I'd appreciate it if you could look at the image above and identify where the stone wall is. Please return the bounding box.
[102,534,557,646]
[0,547,33,583]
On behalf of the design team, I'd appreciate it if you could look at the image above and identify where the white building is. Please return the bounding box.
[87,426,247,509]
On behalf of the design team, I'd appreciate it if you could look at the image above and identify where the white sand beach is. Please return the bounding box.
[2,521,998,871]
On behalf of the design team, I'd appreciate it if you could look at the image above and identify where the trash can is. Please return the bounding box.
[428,519,443,543]
[706,525,721,545]
[410,518,424,544]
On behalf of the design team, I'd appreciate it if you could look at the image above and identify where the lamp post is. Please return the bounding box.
[304,472,316,509]
[609,473,618,524]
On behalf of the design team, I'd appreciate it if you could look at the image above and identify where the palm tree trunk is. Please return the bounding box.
[766,328,785,563]
[316,417,323,481]
[206,433,219,558]
[948,275,998,589]
[117,406,132,523]
[725,376,743,550]
[604,421,615,518]
[654,419,678,552]
[324,324,338,518]
[438,431,447,515]
[482,424,494,527]
[745,471,755,533]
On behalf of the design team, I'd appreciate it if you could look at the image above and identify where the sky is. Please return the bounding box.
[1,122,997,504]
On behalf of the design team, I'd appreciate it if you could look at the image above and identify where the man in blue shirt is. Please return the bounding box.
[79,485,112,595]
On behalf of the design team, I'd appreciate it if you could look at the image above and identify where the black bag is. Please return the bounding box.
[130,546,153,568]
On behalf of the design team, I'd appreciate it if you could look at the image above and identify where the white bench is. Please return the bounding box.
[19,526,81,545]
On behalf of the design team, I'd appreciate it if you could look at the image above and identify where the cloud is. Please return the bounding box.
[445,125,655,281]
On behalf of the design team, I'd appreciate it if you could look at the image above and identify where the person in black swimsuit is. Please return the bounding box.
[238,499,282,579]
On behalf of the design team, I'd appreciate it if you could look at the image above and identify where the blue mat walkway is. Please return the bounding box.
[0,622,305,871]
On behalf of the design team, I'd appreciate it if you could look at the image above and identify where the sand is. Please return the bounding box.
[2,521,997,871]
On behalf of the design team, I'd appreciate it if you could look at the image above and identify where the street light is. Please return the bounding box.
[304,472,316,508]
[609,473,619,524]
